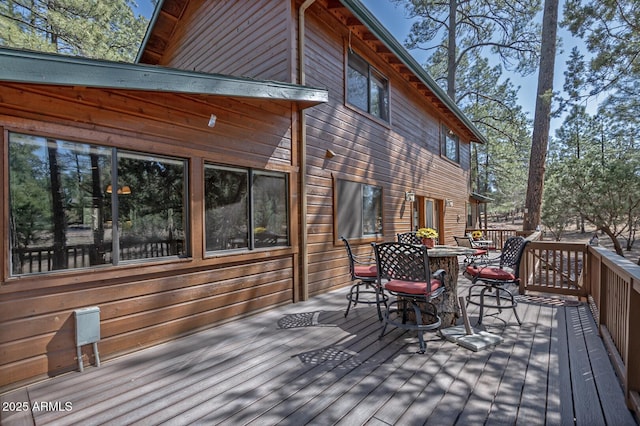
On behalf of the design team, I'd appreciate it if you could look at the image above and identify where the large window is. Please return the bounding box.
[204,165,288,251]
[336,179,383,239]
[8,132,187,276]
[347,51,389,122]
[441,125,460,163]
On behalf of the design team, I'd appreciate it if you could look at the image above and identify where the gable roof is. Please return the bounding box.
[137,0,487,144]
[0,47,328,108]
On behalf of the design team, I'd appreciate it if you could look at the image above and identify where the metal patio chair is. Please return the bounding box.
[341,237,388,321]
[373,242,446,353]
[396,231,422,245]
[463,236,529,325]
[454,235,489,264]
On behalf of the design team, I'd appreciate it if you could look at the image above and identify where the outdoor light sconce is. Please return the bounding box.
[405,191,415,202]
[445,199,453,207]
[325,149,336,158]
[208,114,217,128]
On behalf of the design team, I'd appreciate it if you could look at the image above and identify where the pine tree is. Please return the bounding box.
[0,0,150,62]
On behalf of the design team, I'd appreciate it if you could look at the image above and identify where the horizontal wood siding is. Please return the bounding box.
[0,84,297,390]
[303,7,472,297]
[160,0,292,83]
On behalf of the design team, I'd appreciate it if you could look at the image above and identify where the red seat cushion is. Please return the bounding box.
[354,264,377,277]
[385,279,442,295]
[473,249,488,256]
[465,265,516,281]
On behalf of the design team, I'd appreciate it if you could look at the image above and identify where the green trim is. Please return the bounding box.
[339,0,487,144]
[471,192,494,203]
[0,47,328,105]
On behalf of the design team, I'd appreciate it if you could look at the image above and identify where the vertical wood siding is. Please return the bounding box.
[0,84,297,390]
[303,7,472,296]
[160,0,292,82]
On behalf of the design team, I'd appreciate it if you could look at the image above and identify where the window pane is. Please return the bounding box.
[9,133,112,275]
[347,65,368,112]
[443,127,460,162]
[362,184,383,235]
[337,179,362,239]
[252,172,288,248]
[425,200,434,228]
[204,165,249,251]
[117,152,186,261]
[370,70,389,121]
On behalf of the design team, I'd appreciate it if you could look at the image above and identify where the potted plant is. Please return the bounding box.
[416,227,438,248]
[471,230,483,241]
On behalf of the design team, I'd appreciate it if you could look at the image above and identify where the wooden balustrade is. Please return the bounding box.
[514,237,640,417]
[465,228,520,250]
[587,246,640,417]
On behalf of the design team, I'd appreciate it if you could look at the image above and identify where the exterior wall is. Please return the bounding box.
[159,0,294,82]
[0,83,299,390]
[302,6,473,296]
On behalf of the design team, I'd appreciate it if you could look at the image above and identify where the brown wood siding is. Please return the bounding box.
[302,7,472,296]
[0,84,298,390]
[158,0,293,83]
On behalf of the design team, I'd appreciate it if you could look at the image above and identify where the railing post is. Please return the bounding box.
[628,281,640,414]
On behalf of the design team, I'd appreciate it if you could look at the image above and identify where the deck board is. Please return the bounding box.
[1,266,637,426]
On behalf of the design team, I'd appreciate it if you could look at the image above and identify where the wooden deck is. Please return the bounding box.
[2,270,638,425]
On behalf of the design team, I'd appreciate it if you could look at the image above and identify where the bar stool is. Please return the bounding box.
[464,236,529,325]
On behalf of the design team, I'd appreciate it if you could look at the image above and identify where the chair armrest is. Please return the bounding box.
[352,253,375,265]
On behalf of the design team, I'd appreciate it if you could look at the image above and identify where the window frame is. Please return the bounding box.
[346,50,390,123]
[203,163,289,254]
[7,131,189,277]
[441,124,460,163]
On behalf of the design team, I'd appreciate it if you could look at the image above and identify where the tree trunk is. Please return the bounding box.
[446,0,457,100]
[524,0,559,231]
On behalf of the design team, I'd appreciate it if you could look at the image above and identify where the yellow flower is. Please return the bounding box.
[471,230,483,239]
[416,227,438,239]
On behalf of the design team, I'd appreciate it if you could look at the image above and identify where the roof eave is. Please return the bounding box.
[339,0,488,144]
[471,192,494,203]
[135,0,166,63]
[0,47,328,107]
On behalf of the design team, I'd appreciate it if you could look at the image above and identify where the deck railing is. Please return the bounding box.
[465,228,520,250]
[516,236,640,418]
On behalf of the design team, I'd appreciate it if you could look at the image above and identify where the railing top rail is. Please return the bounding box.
[527,241,589,251]
[589,245,640,291]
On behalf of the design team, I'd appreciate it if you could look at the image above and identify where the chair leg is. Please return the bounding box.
[375,286,386,322]
[411,301,427,354]
[498,287,522,325]
[476,285,493,325]
[344,284,356,318]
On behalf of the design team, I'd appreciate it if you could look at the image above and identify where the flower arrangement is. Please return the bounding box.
[416,227,438,239]
[471,230,483,240]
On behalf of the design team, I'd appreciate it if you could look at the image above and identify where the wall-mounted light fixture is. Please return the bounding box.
[405,191,415,202]
[445,199,453,207]
[325,149,336,159]
[208,114,217,128]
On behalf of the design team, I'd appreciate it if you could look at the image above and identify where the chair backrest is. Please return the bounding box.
[373,242,432,287]
[498,236,529,276]
[340,236,358,279]
[397,232,422,245]
[454,235,473,249]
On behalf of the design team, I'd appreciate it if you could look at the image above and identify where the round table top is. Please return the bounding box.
[427,245,477,257]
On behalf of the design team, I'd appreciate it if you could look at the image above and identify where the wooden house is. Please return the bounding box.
[0,0,485,389]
